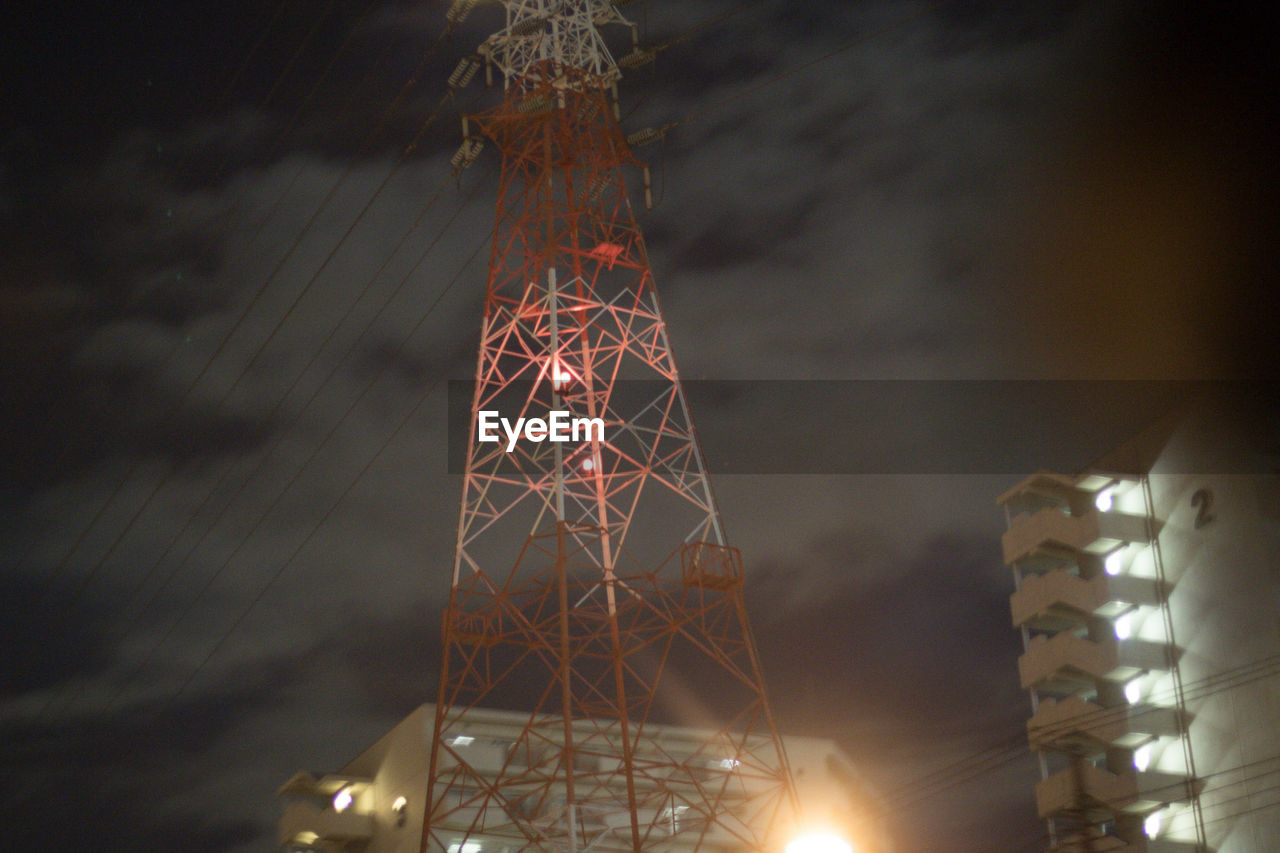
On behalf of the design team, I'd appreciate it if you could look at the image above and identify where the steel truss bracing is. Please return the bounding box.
[423,6,795,853]
[478,0,630,88]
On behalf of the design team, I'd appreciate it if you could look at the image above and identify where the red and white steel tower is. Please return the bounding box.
[424,3,795,851]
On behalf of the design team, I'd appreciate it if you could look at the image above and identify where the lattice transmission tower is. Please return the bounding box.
[424,3,795,851]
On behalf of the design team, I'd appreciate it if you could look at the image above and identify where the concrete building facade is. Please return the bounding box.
[1000,407,1280,852]
[278,705,892,853]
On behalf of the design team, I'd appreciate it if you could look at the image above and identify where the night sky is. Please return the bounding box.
[2,2,1275,851]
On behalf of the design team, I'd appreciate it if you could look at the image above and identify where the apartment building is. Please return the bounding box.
[1000,406,1280,851]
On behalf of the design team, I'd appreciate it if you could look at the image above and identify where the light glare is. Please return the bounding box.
[1115,613,1132,640]
[786,833,853,853]
[1134,743,1152,771]
[1105,550,1123,576]
[1125,679,1142,704]
[1144,810,1162,838]
[1095,488,1113,512]
[333,787,353,813]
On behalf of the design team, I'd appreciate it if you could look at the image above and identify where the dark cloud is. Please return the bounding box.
[0,598,445,849]
[3,2,1271,851]
[746,529,1037,852]
[750,531,1026,735]
[1,352,277,503]
[0,574,117,697]
[674,206,811,272]
[343,603,445,717]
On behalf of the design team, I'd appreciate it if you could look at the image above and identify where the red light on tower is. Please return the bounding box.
[549,360,577,393]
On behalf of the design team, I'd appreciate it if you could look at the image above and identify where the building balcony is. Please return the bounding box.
[1003,506,1151,566]
[1028,695,1183,753]
[1012,571,1162,631]
[278,800,375,848]
[1036,762,1194,819]
[1019,632,1171,694]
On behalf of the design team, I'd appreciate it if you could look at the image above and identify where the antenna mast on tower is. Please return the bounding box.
[424,2,795,851]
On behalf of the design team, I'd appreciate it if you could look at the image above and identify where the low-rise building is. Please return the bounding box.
[279,705,892,853]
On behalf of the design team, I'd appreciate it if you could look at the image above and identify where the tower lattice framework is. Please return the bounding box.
[424,4,795,852]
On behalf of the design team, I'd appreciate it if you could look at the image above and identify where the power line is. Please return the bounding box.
[12,0,808,740]
[7,11,478,741]
[29,19,465,616]
[38,166,491,727]
[880,653,1280,809]
[1007,752,1280,852]
[14,0,344,582]
[23,0,787,685]
[137,231,489,722]
[55,0,834,733]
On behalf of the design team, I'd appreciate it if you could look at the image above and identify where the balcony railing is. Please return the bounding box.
[278,801,375,847]
[1036,763,1194,819]
[1019,632,1171,694]
[1012,572,1161,631]
[1004,506,1151,566]
[1028,695,1183,753]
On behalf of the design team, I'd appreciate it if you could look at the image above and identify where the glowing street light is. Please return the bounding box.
[786,832,853,853]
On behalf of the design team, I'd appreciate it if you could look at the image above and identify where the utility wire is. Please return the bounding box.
[137,233,489,722]
[1011,764,1280,853]
[30,20,463,616]
[39,166,490,726]
[885,652,1280,801]
[8,10,473,736]
[14,0,794,733]
[887,667,1280,811]
[880,653,1280,809]
[30,0,776,644]
[16,0,342,581]
[55,0,819,728]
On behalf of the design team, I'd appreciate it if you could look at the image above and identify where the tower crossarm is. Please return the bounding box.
[480,0,631,89]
